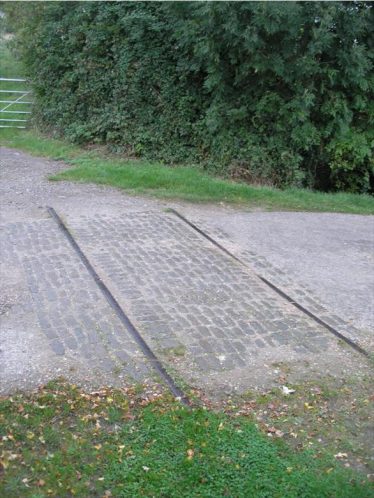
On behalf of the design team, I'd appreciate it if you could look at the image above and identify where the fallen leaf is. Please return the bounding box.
[334,452,348,460]
[187,449,194,460]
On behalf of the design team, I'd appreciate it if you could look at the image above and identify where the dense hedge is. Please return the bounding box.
[5,1,374,192]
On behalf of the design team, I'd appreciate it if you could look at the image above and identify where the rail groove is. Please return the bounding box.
[47,206,190,406]
[168,208,369,358]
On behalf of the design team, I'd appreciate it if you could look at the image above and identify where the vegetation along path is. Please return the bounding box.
[1,147,373,496]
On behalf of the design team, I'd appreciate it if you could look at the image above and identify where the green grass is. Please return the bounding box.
[1,381,372,498]
[1,128,373,214]
[0,127,79,159]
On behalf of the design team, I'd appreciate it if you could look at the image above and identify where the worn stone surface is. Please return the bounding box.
[181,218,374,353]
[0,218,151,394]
[181,211,374,339]
[1,147,372,396]
[65,211,369,393]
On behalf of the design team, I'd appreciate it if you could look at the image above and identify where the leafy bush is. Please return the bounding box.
[327,131,374,192]
[3,1,374,192]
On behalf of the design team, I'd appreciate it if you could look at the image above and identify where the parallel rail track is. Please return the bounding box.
[47,205,369,404]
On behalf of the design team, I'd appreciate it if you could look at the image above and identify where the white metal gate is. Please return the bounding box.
[0,77,32,129]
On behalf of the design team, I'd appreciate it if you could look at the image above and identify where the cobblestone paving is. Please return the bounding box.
[65,211,363,392]
[188,219,373,353]
[1,218,151,392]
[1,148,371,396]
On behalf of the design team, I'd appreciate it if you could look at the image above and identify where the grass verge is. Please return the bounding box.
[0,128,373,214]
[1,380,373,498]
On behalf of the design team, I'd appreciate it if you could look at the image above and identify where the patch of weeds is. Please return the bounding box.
[256,388,280,405]
[271,361,292,374]
[107,406,123,424]
[112,365,123,376]
[161,345,187,358]
[223,374,374,476]
[367,353,374,368]
[337,338,351,349]
[162,364,199,402]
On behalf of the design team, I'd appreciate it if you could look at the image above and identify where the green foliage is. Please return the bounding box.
[327,131,374,192]
[1,128,374,214]
[3,1,374,192]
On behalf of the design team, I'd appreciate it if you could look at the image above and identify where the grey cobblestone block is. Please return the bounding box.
[64,334,78,350]
[194,355,222,371]
[98,357,117,373]
[42,326,59,340]
[231,341,246,353]
[158,337,183,350]
[272,332,291,346]
[114,349,131,364]
[255,338,266,348]
[50,339,65,356]
[73,327,85,341]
